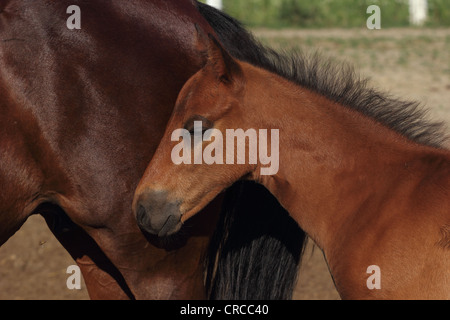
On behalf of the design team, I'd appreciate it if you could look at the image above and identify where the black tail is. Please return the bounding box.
[198,1,307,300]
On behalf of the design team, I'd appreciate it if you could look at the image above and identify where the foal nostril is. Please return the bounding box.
[136,205,148,228]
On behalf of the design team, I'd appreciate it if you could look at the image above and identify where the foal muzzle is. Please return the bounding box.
[135,190,182,237]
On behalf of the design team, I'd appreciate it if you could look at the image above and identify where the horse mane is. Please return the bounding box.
[198,2,307,300]
[200,3,448,149]
[205,181,306,299]
[256,51,448,148]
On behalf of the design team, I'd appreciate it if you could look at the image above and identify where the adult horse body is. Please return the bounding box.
[134,30,450,299]
[0,0,305,299]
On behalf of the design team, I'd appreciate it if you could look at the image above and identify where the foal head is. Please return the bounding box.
[133,28,263,237]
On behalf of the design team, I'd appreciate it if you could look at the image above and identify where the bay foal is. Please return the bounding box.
[134,29,449,299]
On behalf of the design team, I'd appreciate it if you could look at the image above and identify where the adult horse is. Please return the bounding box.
[0,0,305,299]
[133,28,449,299]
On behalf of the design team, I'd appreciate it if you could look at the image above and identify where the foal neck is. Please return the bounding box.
[245,64,449,250]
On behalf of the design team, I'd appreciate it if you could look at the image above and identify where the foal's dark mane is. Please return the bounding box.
[255,50,448,148]
[201,4,447,149]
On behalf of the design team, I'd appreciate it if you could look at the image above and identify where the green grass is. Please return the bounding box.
[199,0,450,28]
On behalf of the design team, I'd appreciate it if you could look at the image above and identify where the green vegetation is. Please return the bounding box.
[198,0,450,28]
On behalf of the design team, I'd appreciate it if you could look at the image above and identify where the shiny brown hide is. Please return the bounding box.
[0,0,220,299]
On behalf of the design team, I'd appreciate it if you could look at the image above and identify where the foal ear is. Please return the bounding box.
[194,24,242,85]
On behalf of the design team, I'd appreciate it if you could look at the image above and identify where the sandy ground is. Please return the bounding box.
[0,28,449,300]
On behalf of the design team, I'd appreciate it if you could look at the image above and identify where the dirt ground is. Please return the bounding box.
[0,28,449,300]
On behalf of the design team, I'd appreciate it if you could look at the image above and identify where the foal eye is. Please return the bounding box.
[184,115,213,135]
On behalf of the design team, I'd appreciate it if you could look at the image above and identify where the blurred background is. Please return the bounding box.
[202,0,450,28]
[1,0,449,300]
